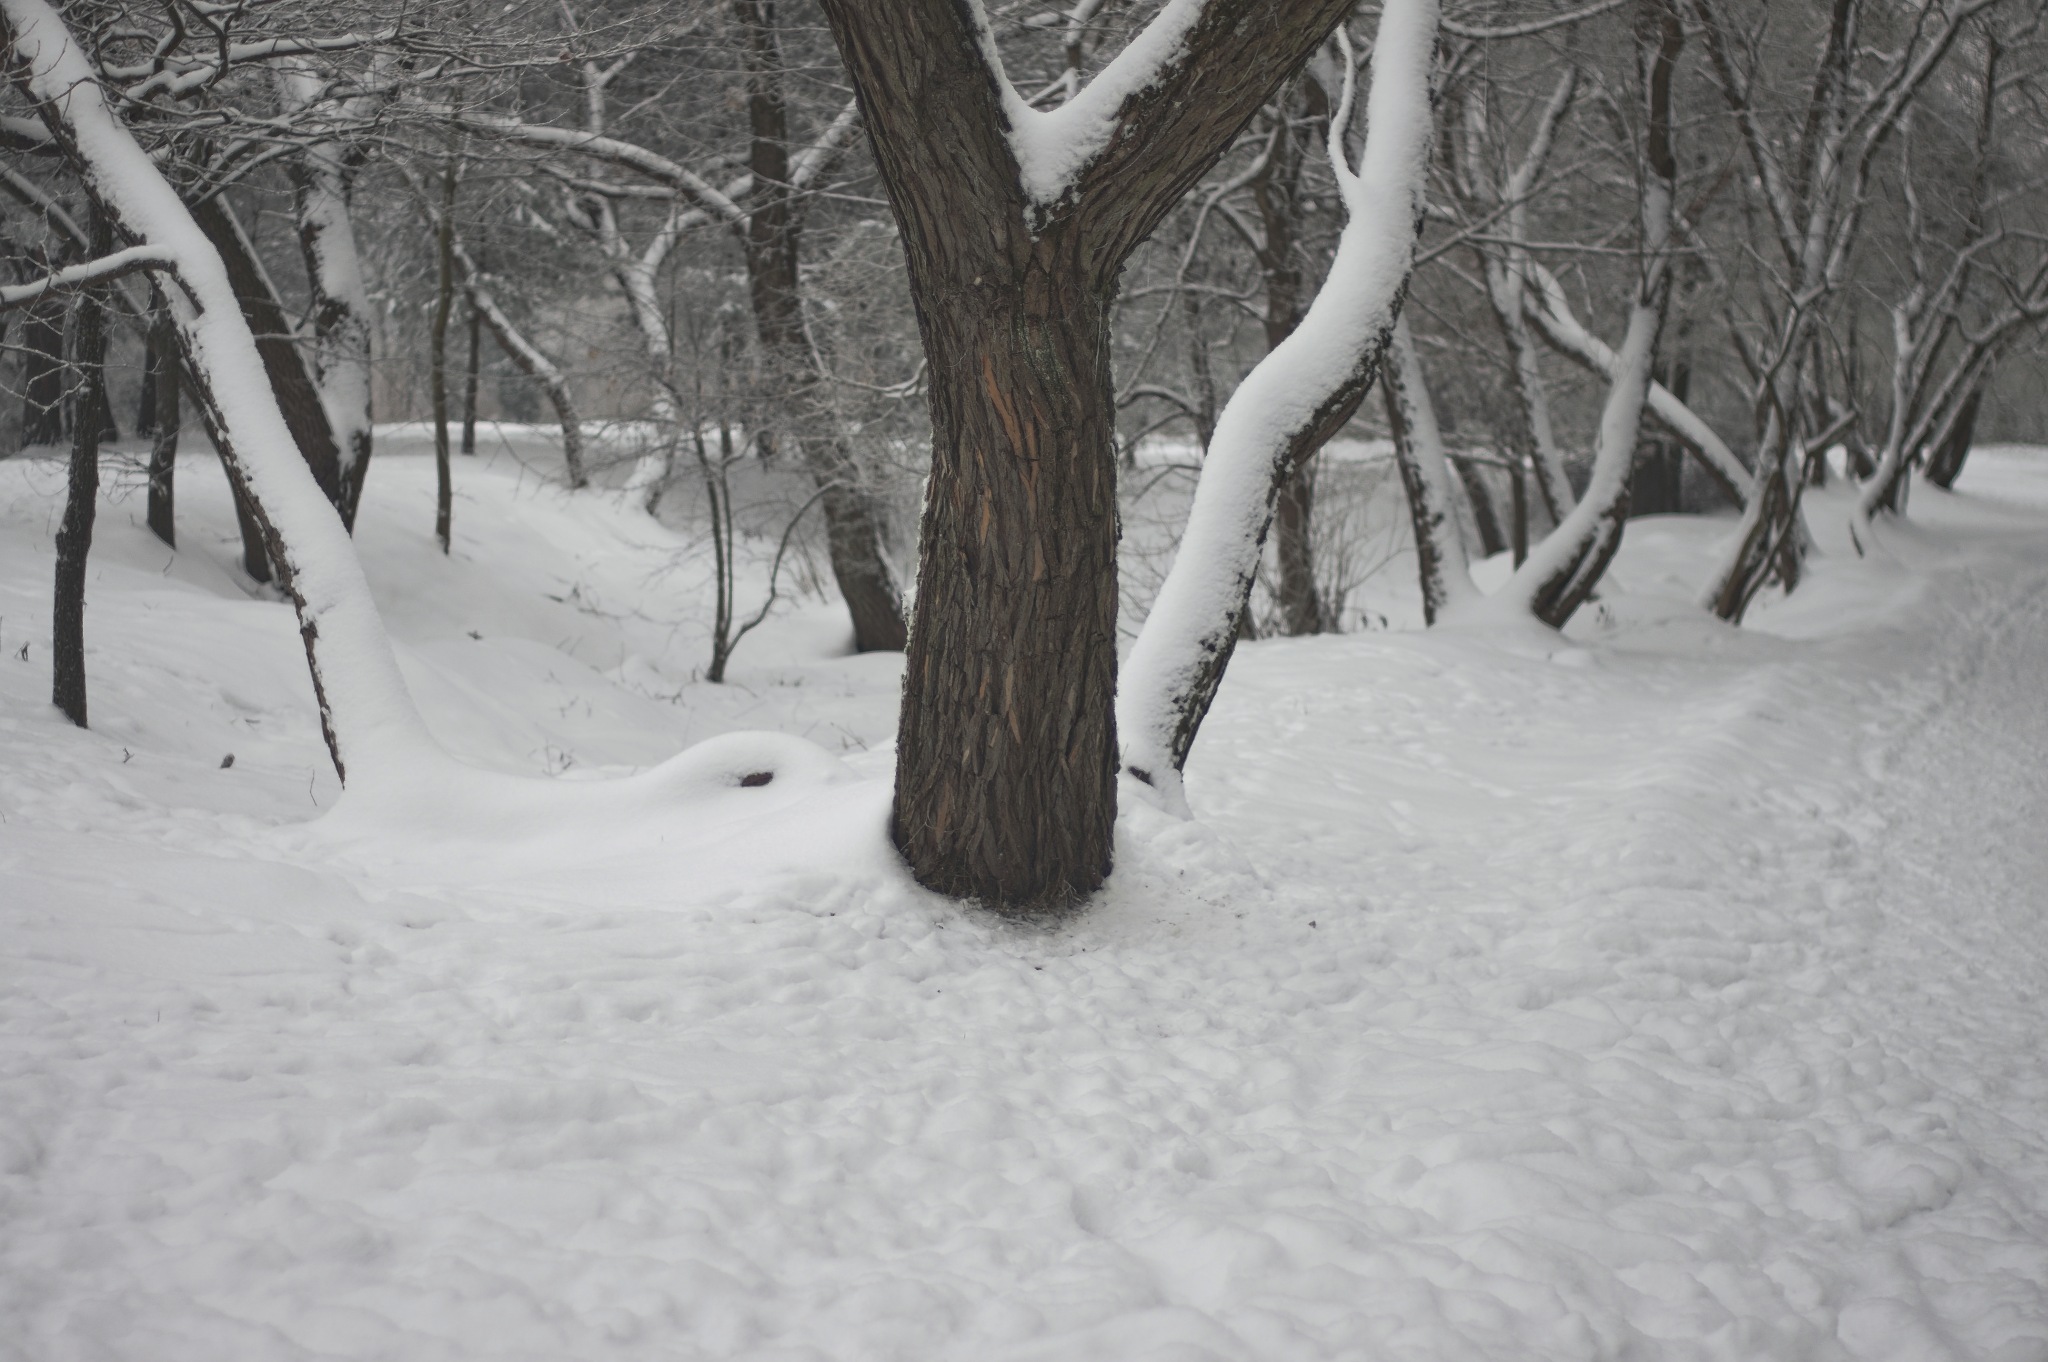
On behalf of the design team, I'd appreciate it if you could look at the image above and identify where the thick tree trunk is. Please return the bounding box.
[1705,417,1798,622]
[146,303,177,547]
[52,211,108,727]
[187,194,344,509]
[738,0,905,654]
[894,258,1121,906]
[821,0,1356,904]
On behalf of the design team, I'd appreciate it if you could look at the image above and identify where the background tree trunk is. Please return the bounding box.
[453,239,588,489]
[187,195,343,509]
[461,294,482,457]
[430,155,456,554]
[738,0,905,653]
[146,303,178,548]
[52,209,109,727]
[1923,387,1981,489]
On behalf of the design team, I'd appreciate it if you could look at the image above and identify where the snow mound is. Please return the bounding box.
[6,446,2048,1359]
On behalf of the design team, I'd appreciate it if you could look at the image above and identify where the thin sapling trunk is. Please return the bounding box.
[52,208,110,727]
[431,149,457,554]
[146,298,177,547]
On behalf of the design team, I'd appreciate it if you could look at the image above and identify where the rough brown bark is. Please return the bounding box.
[738,0,906,653]
[453,240,589,489]
[52,210,108,727]
[1273,462,1323,635]
[146,302,178,548]
[819,0,1352,907]
[187,195,344,509]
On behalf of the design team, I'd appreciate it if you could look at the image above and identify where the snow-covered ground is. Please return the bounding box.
[2,436,2045,1360]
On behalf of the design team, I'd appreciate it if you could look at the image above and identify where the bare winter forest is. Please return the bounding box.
[4,1,2048,1357]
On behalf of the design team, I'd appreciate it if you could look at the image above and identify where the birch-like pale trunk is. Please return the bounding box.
[279,67,376,529]
[1457,72,1578,525]
[2,0,435,784]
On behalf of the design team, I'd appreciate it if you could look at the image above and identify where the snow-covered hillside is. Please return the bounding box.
[2,439,2045,1361]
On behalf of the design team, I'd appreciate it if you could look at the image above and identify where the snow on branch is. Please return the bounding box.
[108,30,397,103]
[970,0,1212,205]
[1521,263,1754,504]
[1441,0,1627,40]
[0,0,436,785]
[0,244,179,312]
[428,108,748,226]
[1118,0,1442,791]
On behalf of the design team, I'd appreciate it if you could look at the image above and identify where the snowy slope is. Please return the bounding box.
[2,442,2046,1361]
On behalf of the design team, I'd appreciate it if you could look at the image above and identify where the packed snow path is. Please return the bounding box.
[2,450,2046,1360]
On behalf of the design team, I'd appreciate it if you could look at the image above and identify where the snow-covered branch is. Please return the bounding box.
[1118,0,1441,792]
[0,0,435,785]
[0,245,177,311]
[1441,0,1627,39]
[1520,263,1753,504]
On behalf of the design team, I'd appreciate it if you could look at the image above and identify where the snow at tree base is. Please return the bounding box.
[2,437,2045,1362]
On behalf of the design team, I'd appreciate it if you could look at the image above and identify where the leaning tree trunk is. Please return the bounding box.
[452,239,588,488]
[1922,386,1981,490]
[285,121,376,528]
[820,0,1359,905]
[1487,0,1680,629]
[187,195,344,509]
[52,208,109,727]
[1116,0,1440,793]
[738,0,905,653]
[5,0,434,783]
